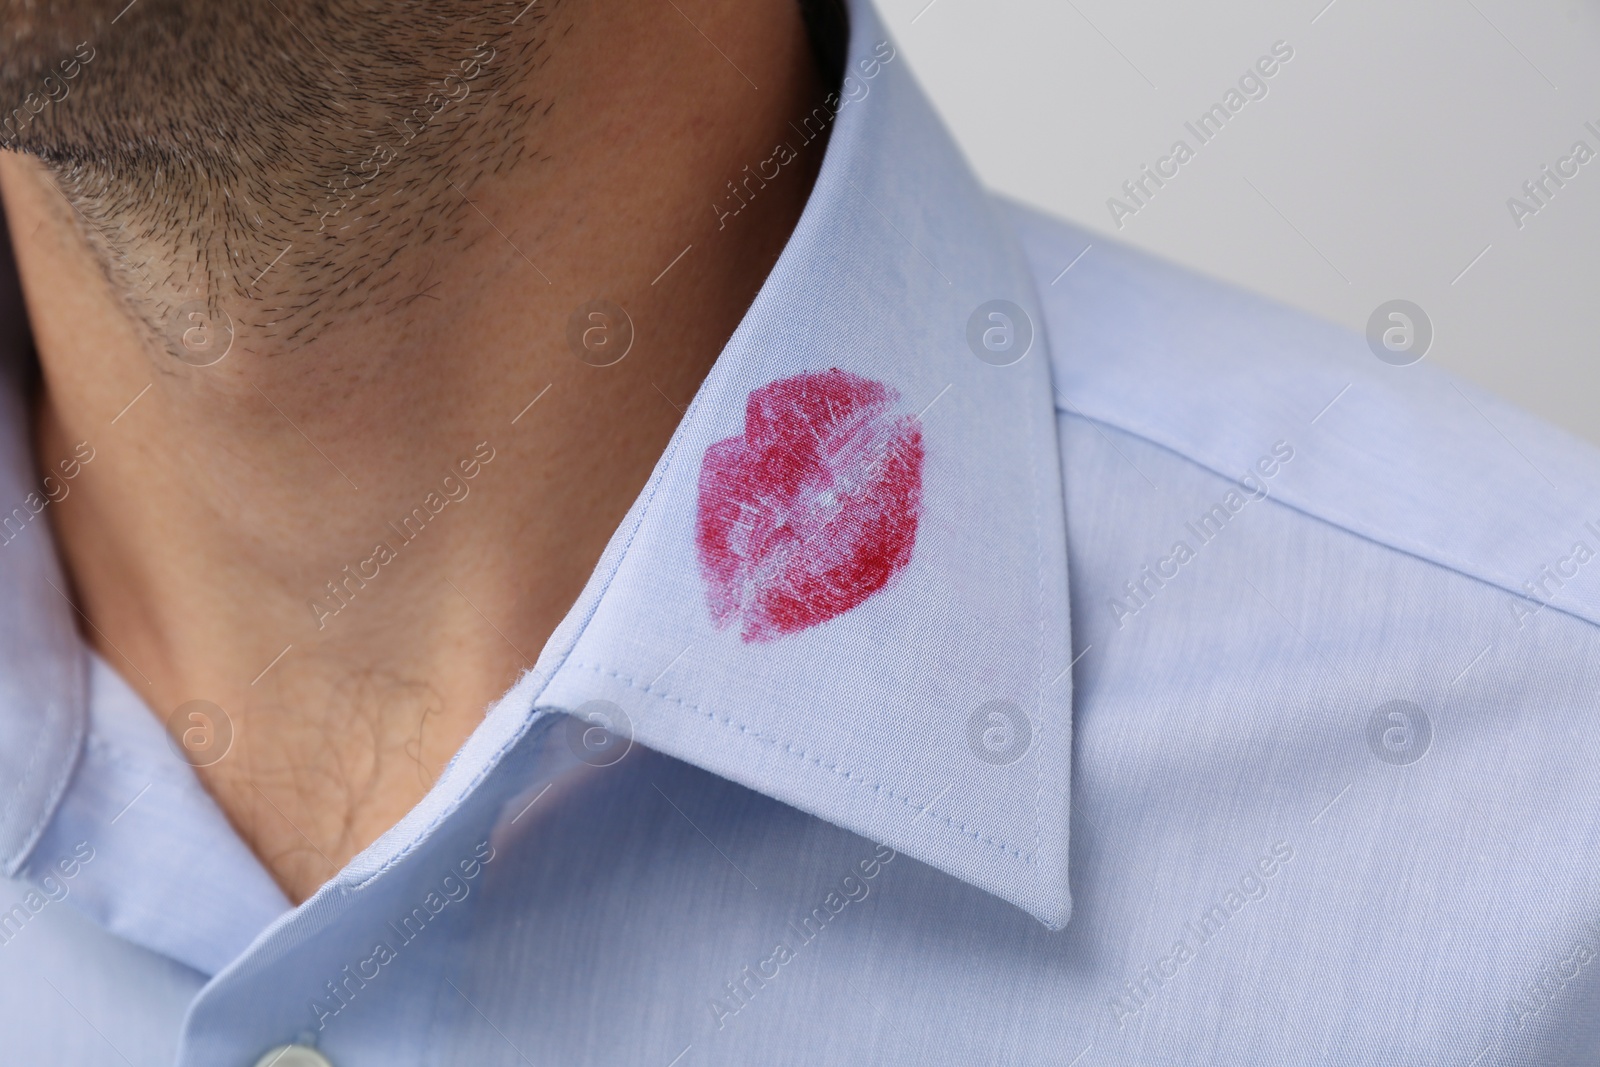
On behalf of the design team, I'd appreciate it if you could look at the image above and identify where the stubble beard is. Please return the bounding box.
[0,0,554,353]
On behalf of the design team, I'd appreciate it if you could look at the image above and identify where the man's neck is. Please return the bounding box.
[0,0,827,902]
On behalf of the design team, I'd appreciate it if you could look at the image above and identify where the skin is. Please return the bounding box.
[0,0,828,902]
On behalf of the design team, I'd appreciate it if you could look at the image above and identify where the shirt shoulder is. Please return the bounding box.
[1002,197,1600,632]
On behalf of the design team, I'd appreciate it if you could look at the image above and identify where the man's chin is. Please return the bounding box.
[2,0,547,347]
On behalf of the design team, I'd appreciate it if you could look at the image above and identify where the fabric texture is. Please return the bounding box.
[0,0,1598,1063]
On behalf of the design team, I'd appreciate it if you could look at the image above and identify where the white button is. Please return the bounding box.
[253,1045,334,1067]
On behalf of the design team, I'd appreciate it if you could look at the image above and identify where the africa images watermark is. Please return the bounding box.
[1505,118,1600,231]
[1109,440,1295,629]
[1506,519,1600,630]
[0,41,97,150]
[308,441,497,629]
[309,838,496,1030]
[712,40,897,230]
[707,843,897,1031]
[1504,916,1600,1034]
[1109,841,1295,1029]
[0,441,98,549]
[0,841,96,949]
[1107,40,1295,229]
[313,39,498,233]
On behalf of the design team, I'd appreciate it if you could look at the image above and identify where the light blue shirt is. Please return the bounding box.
[3,1,1599,1063]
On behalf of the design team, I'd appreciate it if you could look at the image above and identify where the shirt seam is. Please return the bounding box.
[4,655,86,877]
[1026,335,1046,864]
[1055,405,1600,634]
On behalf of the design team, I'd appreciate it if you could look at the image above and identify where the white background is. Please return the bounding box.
[876,0,1600,445]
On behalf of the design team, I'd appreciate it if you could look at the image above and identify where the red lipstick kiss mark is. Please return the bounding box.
[696,369,924,642]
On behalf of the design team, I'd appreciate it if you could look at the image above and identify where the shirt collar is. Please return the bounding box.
[0,215,86,877]
[20,653,290,976]
[532,0,1076,927]
[0,0,1078,933]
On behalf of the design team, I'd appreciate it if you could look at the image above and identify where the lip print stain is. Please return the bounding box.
[696,368,924,642]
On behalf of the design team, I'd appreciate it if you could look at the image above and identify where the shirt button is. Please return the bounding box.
[252,1046,335,1067]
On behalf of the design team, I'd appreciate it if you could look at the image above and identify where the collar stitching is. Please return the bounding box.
[5,682,86,876]
[1027,337,1047,862]
[566,659,1039,863]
